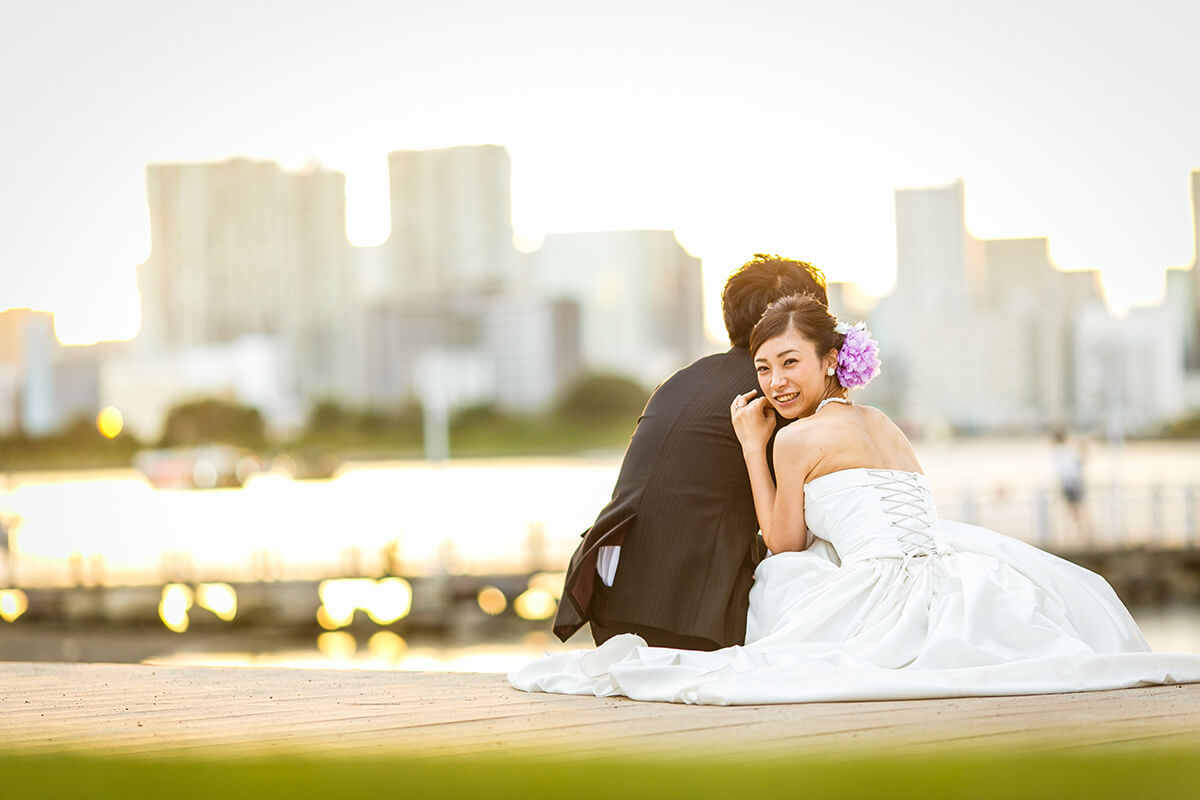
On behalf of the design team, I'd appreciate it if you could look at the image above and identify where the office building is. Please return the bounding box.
[531,230,705,388]
[137,158,357,402]
[381,145,518,299]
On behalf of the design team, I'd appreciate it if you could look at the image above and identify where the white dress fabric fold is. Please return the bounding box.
[509,468,1200,704]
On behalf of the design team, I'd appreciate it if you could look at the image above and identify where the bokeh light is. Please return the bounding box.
[514,587,556,621]
[367,630,407,662]
[318,578,372,628]
[196,582,238,621]
[158,583,193,633]
[0,589,29,623]
[317,631,356,659]
[365,577,413,625]
[317,577,413,629]
[477,586,507,615]
[96,406,124,439]
[316,605,343,631]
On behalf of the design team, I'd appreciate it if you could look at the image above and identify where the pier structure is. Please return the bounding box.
[4,542,1200,636]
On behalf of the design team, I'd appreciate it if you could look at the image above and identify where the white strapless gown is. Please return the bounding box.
[509,469,1200,704]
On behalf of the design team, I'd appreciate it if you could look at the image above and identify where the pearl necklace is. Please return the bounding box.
[815,396,851,413]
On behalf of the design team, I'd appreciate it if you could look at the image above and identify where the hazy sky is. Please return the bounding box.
[2,0,1198,343]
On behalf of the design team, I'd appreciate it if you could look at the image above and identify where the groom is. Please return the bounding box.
[553,255,829,649]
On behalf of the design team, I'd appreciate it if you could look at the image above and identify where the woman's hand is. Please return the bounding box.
[730,390,776,454]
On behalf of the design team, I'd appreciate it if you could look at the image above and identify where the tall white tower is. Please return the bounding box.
[383,145,517,299]
[893,178,985,316]
[137,158,356,400]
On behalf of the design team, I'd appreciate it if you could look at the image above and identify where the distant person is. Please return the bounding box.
[1052,429,1089,540]
[513,293,1200,704]
[552,254,831,650]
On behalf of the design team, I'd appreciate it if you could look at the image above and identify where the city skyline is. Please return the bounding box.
[80,145,708,441]
[3,2,1199,345]
[2,148,1195,441]
[8,147,1200,349]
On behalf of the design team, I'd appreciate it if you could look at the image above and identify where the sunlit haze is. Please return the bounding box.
[2,1,1198,344]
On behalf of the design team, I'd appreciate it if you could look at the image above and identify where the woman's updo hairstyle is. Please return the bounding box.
[748,293,843,360]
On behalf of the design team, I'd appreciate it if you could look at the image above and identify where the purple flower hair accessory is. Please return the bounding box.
[834,321,881,389]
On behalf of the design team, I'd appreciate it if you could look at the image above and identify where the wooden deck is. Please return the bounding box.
[3,662,1199,759]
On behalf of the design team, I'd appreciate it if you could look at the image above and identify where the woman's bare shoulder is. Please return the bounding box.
[772,420,828,480]
[775,416,826,447]
[774,416,847,464]
[856,403,889,421]
[858,404,905,432]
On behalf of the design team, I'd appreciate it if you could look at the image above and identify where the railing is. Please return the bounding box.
[936,482,1200,552]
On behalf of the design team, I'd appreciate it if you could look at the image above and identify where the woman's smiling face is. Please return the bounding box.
[753,326,839,419]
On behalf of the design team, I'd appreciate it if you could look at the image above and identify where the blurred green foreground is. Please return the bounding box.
[3,749,1198,800]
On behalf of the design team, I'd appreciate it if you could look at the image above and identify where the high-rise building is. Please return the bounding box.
[382,145,517,299]
[0,311,136,436]
[137,158,355,402]
[893,179,986,317]
[127,147,705,428]
[1185,170,1200,369]
[1166,267,1196,374]
[52,341,127,430]
[531,230,705,387]
[0,309,58,435]
[874,180,1110,432]
[363,294,579,413]
[1073,305,1186,434]
[978,237,1106,427]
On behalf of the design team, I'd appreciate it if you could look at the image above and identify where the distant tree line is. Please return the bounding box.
[160,398,267,450]
[5,370,1199,472]
[0,372,653,470]
[1155,410,1200,439]
[0,416,140,471]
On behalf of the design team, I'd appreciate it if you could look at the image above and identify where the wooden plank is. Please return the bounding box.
[3,662,1200,758]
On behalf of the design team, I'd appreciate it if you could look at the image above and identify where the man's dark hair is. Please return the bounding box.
[721,254,828,348]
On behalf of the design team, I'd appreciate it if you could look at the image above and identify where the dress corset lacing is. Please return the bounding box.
[865,469,944,578]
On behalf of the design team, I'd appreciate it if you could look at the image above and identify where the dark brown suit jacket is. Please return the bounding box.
[553,347,769,647]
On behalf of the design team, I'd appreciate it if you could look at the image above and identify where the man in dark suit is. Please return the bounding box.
[553,255,830,650]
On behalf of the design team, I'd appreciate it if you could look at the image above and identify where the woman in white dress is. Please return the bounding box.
[509,294,1200,704]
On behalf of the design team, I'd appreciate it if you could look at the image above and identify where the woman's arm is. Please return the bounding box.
[764,432,810,552]
[730,390,777,543]
[741,434,778,547]
[731,391,811,552]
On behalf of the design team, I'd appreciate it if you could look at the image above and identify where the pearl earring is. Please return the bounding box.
[826,367,836,377]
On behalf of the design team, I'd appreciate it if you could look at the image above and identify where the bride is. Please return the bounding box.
[509,294,1200,704]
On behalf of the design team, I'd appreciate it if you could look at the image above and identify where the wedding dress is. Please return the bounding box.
[509,468,1200,704]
